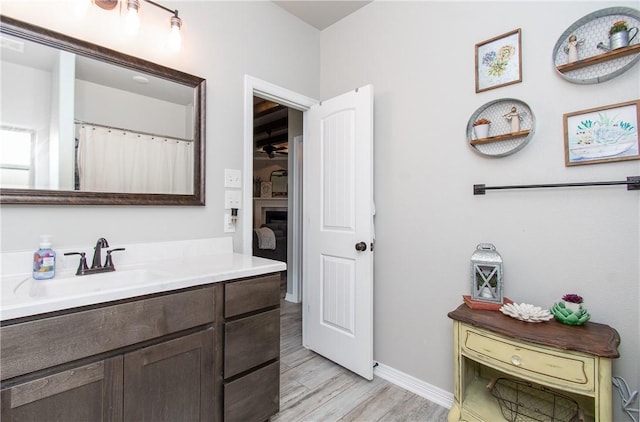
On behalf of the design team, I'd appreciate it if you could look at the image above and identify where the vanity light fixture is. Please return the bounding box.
[123,0,140,36]
[168,13,182,52]
[93,0,183,51]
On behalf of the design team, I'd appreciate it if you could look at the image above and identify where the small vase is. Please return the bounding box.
[563,301,581,312]
[473,124,490,140]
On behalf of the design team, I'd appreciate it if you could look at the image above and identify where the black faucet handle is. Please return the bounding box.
[64,252,89,275]
[104,248,126,270]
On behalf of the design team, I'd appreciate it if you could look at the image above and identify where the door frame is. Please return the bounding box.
[242,75,316,302]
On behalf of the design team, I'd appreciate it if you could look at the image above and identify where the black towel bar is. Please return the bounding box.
[474,176,640,195]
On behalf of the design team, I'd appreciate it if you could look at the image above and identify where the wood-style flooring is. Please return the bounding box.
[275,299,450,422]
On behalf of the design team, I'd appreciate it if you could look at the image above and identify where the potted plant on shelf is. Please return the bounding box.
[608,20,638,50]
[473,118,491,139]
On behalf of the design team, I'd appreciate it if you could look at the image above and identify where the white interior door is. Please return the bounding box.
[303,85,374,380]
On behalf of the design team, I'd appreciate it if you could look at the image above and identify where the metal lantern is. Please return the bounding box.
[470,243,503,303]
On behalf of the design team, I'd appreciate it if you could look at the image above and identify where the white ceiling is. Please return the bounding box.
[273,1,372,30]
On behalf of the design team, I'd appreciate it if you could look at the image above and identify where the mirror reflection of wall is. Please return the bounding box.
[0,40,74,190]
[0,30,196,194]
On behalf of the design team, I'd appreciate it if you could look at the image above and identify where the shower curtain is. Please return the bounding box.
[76,125,193,194]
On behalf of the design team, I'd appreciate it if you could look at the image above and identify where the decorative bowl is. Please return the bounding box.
[550,302,591,326]
[499,303,554,323]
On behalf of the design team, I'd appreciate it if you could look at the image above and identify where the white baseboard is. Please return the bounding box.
[373,362,454,410]
[284,292,299,303]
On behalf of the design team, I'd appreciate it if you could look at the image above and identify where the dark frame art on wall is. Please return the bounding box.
[475,29,522,93]
[564,100,640,166]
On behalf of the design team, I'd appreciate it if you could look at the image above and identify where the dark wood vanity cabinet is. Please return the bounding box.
[223,274,281,422]
[0,273,281,422]
[0,285,216,421]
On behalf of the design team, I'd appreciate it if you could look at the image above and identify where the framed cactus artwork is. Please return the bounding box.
[475,28,522,93]
[563,100,640,166]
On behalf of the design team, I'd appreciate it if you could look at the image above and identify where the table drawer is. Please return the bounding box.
[224,274,280,318]
[460,324,595,393]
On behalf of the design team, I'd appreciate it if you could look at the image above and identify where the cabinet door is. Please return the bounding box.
[124,329,215,422]
[1,357,123,422]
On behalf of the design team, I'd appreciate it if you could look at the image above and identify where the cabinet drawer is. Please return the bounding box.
[224,308,280,379]
[224,361,279,422]
[460,325,595,393]
[224,274,280,318]
[1,286,215,381]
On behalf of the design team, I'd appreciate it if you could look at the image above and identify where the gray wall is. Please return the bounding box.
[0,0,320,250]
[320,1,639,419]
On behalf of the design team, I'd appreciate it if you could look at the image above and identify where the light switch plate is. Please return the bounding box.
[224,169,241,188]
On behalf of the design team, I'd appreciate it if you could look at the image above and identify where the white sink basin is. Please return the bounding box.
[13,269,173,299]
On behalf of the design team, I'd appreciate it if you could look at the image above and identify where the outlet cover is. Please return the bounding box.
[223,212,235,232]
[225,190,241,209]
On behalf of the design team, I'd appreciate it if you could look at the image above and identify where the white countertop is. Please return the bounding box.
[1,237,286,321]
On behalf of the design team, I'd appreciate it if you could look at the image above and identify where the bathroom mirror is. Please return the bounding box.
[0,16,205,205]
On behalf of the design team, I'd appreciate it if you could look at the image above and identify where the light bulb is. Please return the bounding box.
[124,0,140,36]
[72,0,91,18]
[168,14,182,52]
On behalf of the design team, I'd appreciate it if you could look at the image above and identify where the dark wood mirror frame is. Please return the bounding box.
[0,15,206,205]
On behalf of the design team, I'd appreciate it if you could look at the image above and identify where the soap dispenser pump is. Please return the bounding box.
[33,235,56,280]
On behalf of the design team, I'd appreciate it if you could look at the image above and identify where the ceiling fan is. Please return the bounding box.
[262,144,288,158]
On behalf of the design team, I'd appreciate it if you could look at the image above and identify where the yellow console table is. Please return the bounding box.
[448,304,620,422]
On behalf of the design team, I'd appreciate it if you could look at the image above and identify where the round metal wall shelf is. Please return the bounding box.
[552,7,640,84]
[467,98,535,158]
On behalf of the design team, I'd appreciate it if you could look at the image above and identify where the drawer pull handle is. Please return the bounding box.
[511,355,522,366]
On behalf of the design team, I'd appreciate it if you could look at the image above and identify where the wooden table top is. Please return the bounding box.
[448,303,620,358]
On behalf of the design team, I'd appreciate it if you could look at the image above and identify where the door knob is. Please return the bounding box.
[355,242,367,252]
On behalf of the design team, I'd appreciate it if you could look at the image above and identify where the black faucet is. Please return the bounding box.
[91,237,109,269]
[65,239,125,276]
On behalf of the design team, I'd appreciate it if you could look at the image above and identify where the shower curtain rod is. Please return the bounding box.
[474,176,640,195]
[74,120,193,143]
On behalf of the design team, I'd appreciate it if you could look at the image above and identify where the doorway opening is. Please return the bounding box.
[251,96,300,296]
[242,75,316,304]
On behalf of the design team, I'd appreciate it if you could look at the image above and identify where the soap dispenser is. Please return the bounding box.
[33,235,56,280]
